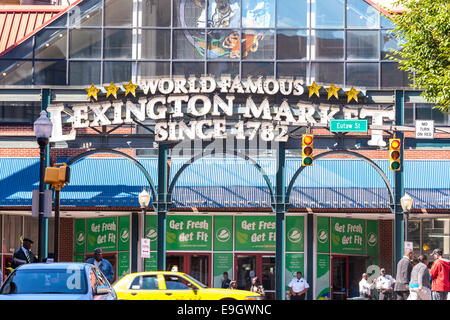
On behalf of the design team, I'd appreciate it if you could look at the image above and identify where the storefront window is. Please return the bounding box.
[34,29,67,59]
[138,62,170,79]
[207,30,240,60]
[242,0,274,28]
[415,104,449,126]
[277,62,307,80]
[208,0,240,28]
[311,63,344,86]
[0,103,39,124]
[68,0,102,27]
[34,61,67,86]
[173,62,205,77]
[242,62,274,78]
[407,220,421,254]
[207,62,239,79]
[346,30,379,60]
[276,0,307,28]
[242,30,274,60]
[277,30,307,60]
[104,0,133,26]
[381,62,410,88]
[423,219,450,258]
[0,60,32,86]
[346,0,379,28]
[69,61,101,85]
[141,30,171,59]
[104,29,133,59]
[2,215,22,254]
[103,62,132,83]
[142,0,171,27]
[69,29,102,59]
[312,0,344,28]
[312,30,344,60]
[174,30,206,59]
[346,63,378,88]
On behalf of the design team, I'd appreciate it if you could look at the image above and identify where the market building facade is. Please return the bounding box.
[0,0,449,300]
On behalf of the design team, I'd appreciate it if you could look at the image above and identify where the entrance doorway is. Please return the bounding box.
[331,255,368,300]
[234,254,275,300]
[166,253,211,287]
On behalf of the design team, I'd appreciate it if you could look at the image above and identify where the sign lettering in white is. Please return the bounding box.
[415,120,434,139]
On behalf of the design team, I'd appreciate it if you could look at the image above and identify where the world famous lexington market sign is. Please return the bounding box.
[47,76,395,147]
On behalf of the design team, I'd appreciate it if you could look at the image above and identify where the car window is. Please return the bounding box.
[164,275,191,290]
[129,275,159,290]
[0,268,87,295]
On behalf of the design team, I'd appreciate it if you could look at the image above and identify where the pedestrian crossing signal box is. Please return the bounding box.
[302,134,314,166]
[389,138,401,171]
[44,163,70,190]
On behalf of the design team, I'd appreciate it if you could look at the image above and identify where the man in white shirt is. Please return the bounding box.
[376,268,396,300]
[359,273,376,299]
[288,271,309,300]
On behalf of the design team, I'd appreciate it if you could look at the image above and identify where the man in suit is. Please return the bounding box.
[394,248,414,300]
[11,238,37,269]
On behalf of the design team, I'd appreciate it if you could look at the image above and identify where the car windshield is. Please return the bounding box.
[183,274,207,288]
[0,267,88,295]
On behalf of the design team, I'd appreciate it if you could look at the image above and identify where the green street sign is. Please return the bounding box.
[330,119,368,133]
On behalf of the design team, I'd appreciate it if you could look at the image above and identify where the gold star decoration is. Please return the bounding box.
[124,80,139,97]
[85,84,100,101]
[346,86,361,103]
[326,83,341,100]
[307,81,322,98]
[104,82,119,99]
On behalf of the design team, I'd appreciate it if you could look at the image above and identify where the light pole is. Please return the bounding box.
[138,189,151,272]
[33,110,53,262]
[401,193,413,242]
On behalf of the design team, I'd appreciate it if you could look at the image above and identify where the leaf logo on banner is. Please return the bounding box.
[236,232,248,244]
[216,227,231,243]
[331,233,340,246]
[288,228,303,243]
[167,232,176,244]
[368,232,377,247]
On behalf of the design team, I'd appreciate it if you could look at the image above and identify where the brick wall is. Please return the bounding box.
[379,219,394,274]
[58,218,74,262]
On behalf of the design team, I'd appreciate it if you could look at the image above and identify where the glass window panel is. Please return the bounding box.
[104,29,132,59]
[312,30,344,59]
[404,103,414,125]
[208,0,240,28]
[242,30,273,60]
[277,62,307,80]
[34,29,67,59]
[68,0,102,27]
[416,103,448,125]
[103,61,132,84]
[381,62,410,88]
[346,63,379,88]
[277,0,307,28]
[242,0,274,28]
[0,38,33,59]
[407,220,421,254]
[346,0,379,28]
[173,30,206,60]
[173,62,205,77]
[277,30,307,60]
[142,30,171,59]
[346,30,379,59]
[0,60,32,85]
[23,217,41,255]
[174,0,205,27]
[142,0,171,27]
[207,62,239,79]
[138,62,170,79]
[34,61,67,86]
[207,30,240,60]
[69,61,101,85]
[46,14,68,27]
[0,102,38,123]
[2,215,22,254]
[311,62,344,86]
[381,14,396,28]
[381,30,402,60]
[312,0,344,28]
[242,62,274,78]
[105,0,133,26]
[69,29,102,59]
[423,219,450,258]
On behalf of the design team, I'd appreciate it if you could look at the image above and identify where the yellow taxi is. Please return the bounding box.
[113,271,262,300]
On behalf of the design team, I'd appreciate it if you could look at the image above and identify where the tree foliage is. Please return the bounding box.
[388,0,450,112]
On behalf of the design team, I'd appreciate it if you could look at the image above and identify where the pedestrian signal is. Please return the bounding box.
[302,134,314,166]
[389,138,401,171]
[44,163,70,190]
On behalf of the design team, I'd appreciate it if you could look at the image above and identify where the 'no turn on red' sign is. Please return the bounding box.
[141,238,150,259]
[415,120,434,139]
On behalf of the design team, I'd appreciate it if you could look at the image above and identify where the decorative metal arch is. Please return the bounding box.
[167,150,277,209]
[285,150,395,210]
[66,148,158,203]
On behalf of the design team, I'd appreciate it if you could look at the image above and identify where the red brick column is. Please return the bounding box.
[379,219,394,274]
[58,218,74,262]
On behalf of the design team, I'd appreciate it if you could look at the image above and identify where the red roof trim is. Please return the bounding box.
[0,0,85,57]
[364,0,404,17]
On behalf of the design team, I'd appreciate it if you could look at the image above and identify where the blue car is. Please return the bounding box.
[0,263,116,300]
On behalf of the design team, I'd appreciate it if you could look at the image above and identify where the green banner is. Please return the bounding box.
[166,216,212,251]
[286,216,304,252]
[213,253,233,288]
[366,220,379,257]
[145,215,158,251]
[145,252,157,271]
[316,254,330,300]
[73,254,85,263]
[118,216,130,252]
[285,253,304,292]
[117,252,130,278]
[214,216,233,251]
[74,219,86,254]
[317,216,329,253]
[331,218,365,255]
[86,217,118,253]
[235,216,276,251]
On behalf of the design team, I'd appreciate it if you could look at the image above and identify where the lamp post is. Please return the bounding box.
[33,110,53,262]
[401,193,413,242]
[138,189,151,271]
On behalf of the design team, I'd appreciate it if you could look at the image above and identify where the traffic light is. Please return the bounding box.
[389,138,401,171]
[44,163,70,190]
[302,134,314,166]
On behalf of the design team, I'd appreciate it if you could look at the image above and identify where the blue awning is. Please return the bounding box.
[1,157,448,209]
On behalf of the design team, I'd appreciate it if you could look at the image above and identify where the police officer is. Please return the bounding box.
[288,271,309,300]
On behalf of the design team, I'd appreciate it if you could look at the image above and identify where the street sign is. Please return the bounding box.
[404,241,413,250]
[141,238,150,259]
[415,120,434,139]
[330,119,368,133]
[32,190,53,218]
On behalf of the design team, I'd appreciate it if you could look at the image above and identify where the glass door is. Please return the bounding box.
[166,255,185,272]
[261,256,275,300]
[236,255,257,291]
[331,256,348,300]
[190,255,210,286]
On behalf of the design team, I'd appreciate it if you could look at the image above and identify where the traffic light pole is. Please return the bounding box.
[54,189,60,262]
[275,142,286,300]
[157,142,168,271]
